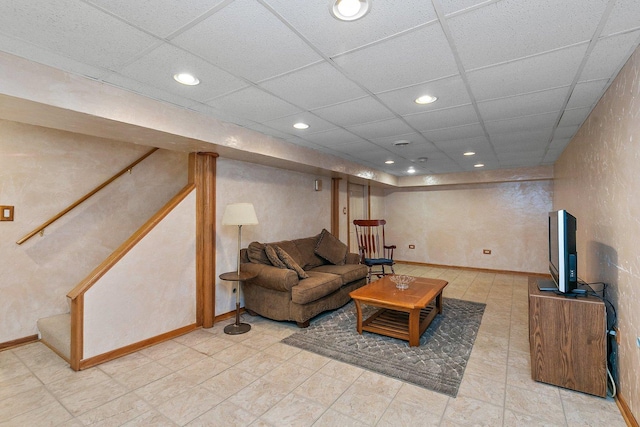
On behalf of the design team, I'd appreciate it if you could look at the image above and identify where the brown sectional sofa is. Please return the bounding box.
[239,231,368,327]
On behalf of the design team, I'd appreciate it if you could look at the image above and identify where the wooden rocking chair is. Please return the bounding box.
[353,219,396,282]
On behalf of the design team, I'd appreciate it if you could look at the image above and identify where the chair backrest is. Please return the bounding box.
[353,219,388,260]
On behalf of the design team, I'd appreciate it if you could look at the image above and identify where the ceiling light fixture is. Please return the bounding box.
[415,94,438,105]
[393,140,411,146]
[407,167,416,174]
[173,73,200,86]
[293,122,310,130]
[330,0,370,21]
[417,157,428,162]
[385,160,395,164]
[463,151,476,156]
[474,163,485,168]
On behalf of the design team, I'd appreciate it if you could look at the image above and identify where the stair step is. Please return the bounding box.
[37,313,70,362]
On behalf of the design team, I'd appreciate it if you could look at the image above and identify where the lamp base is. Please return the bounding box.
[224,322,251,335]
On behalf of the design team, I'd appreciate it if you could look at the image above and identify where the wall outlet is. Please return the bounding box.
[483,249,491,255]
[408,244,415,249]
[1,205,14,221]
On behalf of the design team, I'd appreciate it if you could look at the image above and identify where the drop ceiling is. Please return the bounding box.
[0,0,639,176]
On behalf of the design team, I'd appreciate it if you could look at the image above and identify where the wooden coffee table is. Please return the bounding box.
[349,275,448,347]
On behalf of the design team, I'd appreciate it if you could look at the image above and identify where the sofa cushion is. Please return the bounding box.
[247,242,271,265]
[293,235,326,270]
[291,271,343,305]
[274,245,309,279]
[269,240,305,267]
[309,264,368,285]
[265,245,287,269]
[314,229,347,265]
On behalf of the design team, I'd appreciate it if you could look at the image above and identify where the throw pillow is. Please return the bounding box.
[247,242,270,265]
[274,245,309,279]
[265,245,287,269]
[314,229,347,265]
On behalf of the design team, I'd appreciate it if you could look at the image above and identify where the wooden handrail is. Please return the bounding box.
[67,183,195,300]
[16,148,159,245]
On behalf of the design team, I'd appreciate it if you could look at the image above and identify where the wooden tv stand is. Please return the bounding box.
[528,278,607,397]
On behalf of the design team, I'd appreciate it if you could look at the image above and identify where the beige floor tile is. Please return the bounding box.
[288,350,331,371]
[377,398,441,426]
[311,408,368,427]
[210,343,256,366]
[317,359,364,384]
[260,393,327,427]
[261,361,315,391]
[112,360,173,390]
[239,333,282,351]
[330,385,392,425]
[173,329,219,348]
[186,401,256,427]
[236,351,288,377]
[0,351,31,383]
[504,384,566,425]
[157,384,225,426]
[352,370,403,400]
[120,410,176,426]
[0,400,72,427]
[294,372,352,407]
[139,340,188,360]
[442,395,504,426]
[464,353,508,382]
[200,366,259,399]
[502,408,565,426]
[46,366,111,398]
[0,385,57,422]
[175,356,231,385]
[156,347,208,371]
[12,342,63,370]
[227,378,290,417]
[0,372,42,400]
[97,351,153,376]
[457,372,506,406]
[190,335,235,356]
[58,377,129,417]
[563,398,627,427]
[393,383,450,417]
[74,392,150,426]
[262,342,302,360]
[134,372,197,407]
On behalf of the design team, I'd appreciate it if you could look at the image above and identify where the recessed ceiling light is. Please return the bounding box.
[464,151,475,156]
[330,0,370,21]
[385,160,395,164]
[415,94,438,105]
[293,122,310,130]
[393,140,411,146]
[173,73,199,86]
[474,163,485,168]
[407,167,416,174]
[417,157,428,162]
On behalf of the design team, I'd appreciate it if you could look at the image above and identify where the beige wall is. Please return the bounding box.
[215,158,330,316]
[554,47,640,419]
[383,181,552,274]
[0,120,188,343]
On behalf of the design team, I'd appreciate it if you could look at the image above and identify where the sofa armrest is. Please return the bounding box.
[241,263,299,292]
[345,252,361,265]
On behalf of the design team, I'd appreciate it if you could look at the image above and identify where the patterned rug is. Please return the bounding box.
[282,298,485,397]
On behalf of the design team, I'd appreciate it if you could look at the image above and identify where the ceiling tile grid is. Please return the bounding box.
[1,0,639,176]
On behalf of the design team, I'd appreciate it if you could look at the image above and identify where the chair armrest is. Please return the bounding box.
[241,263,299,292]
[345,252,361,265]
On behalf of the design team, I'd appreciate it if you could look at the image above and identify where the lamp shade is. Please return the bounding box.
[221,203,258,226]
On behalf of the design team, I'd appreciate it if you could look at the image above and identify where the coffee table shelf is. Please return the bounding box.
[363,305,436,343]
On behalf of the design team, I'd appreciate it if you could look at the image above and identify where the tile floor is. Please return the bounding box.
[0,264,627,426]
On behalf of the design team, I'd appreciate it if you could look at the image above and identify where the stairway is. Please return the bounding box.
[37,313,71,362]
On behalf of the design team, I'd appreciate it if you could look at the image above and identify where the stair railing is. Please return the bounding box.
[16,147,159,245]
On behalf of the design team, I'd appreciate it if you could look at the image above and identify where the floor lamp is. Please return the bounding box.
[221,202,258,335]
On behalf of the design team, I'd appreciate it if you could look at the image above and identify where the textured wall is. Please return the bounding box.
[384,181,552,273]
[0,120,188,343]
[84,191,196,358]
[215,158,330,316]
[554,46,640,419]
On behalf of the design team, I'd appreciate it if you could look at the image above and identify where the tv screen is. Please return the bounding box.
[548,210,578,293]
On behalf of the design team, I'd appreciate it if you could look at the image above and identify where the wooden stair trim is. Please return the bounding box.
[0,334,39,351]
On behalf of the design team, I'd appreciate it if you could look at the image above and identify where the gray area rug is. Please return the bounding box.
[282,298,485,397]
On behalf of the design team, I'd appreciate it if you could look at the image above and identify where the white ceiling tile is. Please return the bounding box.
[312,97,395,127]
[332,24,459,93]
[172,0,321,82]
[421,123,485,142]
[206,86,301,123]
[434,136,492,154]
[447,0,609,69]
[347,118,416,140]
[369,132,430,146]
[333,141,384,155]
[543,147,565,164]
[0,0,158,69]
[299,128,363,146]
[467,44,587,101]
[485,112,559,136]
[549,137,572,151]
[601,0,640,36]
[403,105,479,132]
[579,31,640,82]
[115,44,248,103]
[263,0,437,57]
[84,0,226,38]
[258,62,367,110]
[376,76,472,116]
[477,87,569,121]
[554,125,581,140]
[491,129,553,150]
[439,0,498,16]
[558,107,591,128]
[261,112,336,135]
[103,73,197,108]
[566,79,609,109]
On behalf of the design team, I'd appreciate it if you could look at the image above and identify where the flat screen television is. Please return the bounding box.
[548,209,578,293]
